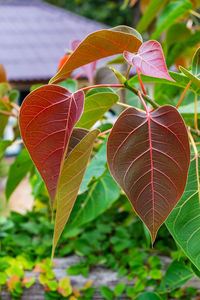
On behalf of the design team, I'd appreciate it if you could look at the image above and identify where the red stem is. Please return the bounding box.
[81,84,124,92]
[138,91,149,114]
[137,69,147,95]
[98,129,112,137]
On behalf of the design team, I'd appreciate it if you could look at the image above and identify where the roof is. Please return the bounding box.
[0,0,107,82]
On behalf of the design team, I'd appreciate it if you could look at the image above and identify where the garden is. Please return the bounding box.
[0,0,200,299]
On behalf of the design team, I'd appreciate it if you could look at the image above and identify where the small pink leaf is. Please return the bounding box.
[124,40,174,81]
[19,85,84,204]
[107,105,190,241]
[71,39,97,83]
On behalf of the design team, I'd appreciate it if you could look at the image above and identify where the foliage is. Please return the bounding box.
[1,0,200,298]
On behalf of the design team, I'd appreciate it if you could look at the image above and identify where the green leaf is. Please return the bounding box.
[114,283,125,296]
[52,129,99,257]
[151,0,192,40]
[167,30,200,67]
[137,0,168,33]
[134,292,162,300]
[192,47,200,77]
[129,71,198,93]
[0,83,10,99]
[166,158,200,271]
[8,90,19,103]
[86,87,114,97]
[58,79,77,93]
[67,172,120,232]
[165,23,190,49]
[178,101,200,119]
[179,66,200,89]
[5,149,33,200]
[99,286,114,300]
[0,140,12,161]
[80,137,107,193]
[106,55,125,65]
[158,260,194,292]
[76,92,119,129]
[0,272,7,285]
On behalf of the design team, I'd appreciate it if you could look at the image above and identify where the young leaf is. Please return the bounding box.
[107,105,190,242]
[158,260,194,293]
[192,47,200,76]
[166,158,200,271]
[19,85,84,204]
[52,129,99,256]
[151,0,192,40]
[137,0,168,33]
[49,25,142,83]
[6,149,33,200]
[179,66,200,89]
[124,41,174,81]
[76,92,119,129]
[134,292,162,300]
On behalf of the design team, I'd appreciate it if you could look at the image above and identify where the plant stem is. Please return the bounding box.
[138,91,149,113]
[0,109,17,117]
[176,80,191,108]
[10,102,20,112]
[81,84,124,92]
[190,9,200,18]
[98,129,112,136]
[124,81,159,109]
[194,93,198,131]
[116,102,131,108]
[137,69,147,95]
[125,65,132,78]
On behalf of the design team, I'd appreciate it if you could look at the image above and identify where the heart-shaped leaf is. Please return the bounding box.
[19,85,84,204]
[124,40,174,81]
[50,25,142,83]
[107,105,190,241]
[52,128,99,256]
[71,39,97,84]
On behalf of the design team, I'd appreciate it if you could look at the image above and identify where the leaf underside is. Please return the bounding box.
[50,25,142,83]
[52,129,99,256]
[19,85,84,204]
[107,105,190,241]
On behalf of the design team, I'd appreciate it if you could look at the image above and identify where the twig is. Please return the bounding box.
[176,80,191,108]
[190,9,200,19]
[98,129,112,137]
[0,109,17,117]
[10,102,20,112]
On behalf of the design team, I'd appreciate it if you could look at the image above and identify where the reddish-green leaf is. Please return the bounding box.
[50,25,142,83]
[107,105,190,241]
[52,129,99,256]
[19,85,84,204]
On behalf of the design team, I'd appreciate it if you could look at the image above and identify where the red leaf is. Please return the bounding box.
[107,105,190,241]
[19,85,84,204]
[124,40,174,81]
[71,39,97,83]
